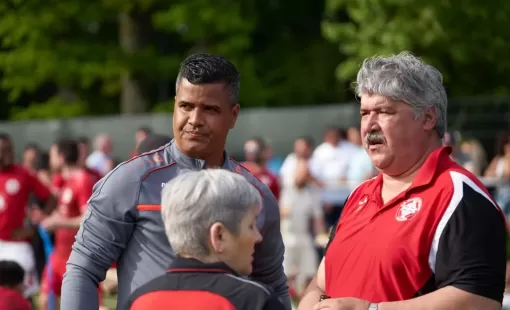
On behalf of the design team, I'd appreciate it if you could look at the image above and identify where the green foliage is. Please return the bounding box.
[0,0,343,120]
[152,100,174,113]
[323,0,510,96]
[9,97,87,120]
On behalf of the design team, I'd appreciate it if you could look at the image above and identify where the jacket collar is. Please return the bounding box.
[367,146,453,201]
[169,139,232,170]
[167,256,238,276]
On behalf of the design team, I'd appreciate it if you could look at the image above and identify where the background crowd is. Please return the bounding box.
[0,0,509,308]
[1,122,509,309]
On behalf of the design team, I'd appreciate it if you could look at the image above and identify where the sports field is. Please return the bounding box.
[33,294,118,310]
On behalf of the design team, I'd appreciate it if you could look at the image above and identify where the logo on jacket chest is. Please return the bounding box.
[395,197,422,222]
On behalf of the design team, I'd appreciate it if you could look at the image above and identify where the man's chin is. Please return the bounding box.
[179,140,210,157]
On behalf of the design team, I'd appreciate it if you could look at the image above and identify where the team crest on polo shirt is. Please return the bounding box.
[395,197,422,222]
[356,195,369,212]
[61,188,74,204]
[5,178,20,195]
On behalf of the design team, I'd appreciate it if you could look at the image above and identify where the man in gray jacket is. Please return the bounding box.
[61,53,290,310]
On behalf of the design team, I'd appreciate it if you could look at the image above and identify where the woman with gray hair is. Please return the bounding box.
[127,169,285,310]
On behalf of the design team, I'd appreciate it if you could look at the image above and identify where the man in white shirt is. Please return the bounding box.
[85,134,114,176]
[280,137,325,298]
[310,127,357,228]
[346,126,376,184]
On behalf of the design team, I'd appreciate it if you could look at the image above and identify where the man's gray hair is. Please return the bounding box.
[161,169,262,257]
[355,52,448,138]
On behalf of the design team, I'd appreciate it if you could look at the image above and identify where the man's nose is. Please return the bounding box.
[364,112,380,132]
[188,108,205,127]
[254,228,263,244]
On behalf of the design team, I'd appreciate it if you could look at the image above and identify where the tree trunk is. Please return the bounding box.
[119,12,148,114]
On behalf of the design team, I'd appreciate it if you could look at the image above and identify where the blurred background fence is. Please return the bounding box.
[1,97,509,162]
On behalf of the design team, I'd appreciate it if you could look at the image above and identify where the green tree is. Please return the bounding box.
[0,0,343,120]
[322,0,510,96]
[0,1,179,119]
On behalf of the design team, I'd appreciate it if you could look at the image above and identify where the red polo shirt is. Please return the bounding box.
[325,146,506,303]
[0,164,51,240]
[240,162,280,200]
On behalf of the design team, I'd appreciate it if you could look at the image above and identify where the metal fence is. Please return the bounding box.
[0,103,360,161]
[0,97,509,161]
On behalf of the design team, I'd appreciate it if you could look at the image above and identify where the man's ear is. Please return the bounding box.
[230,104,240,129]
[423,106,438,132]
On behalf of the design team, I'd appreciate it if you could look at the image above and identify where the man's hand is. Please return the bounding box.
[313,297,370,310]
[40,212,64,231]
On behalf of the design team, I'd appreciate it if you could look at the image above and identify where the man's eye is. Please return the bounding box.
[205,107,219,112]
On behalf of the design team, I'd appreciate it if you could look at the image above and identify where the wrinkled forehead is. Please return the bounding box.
[359,93,409,111]
[176,78,231,106]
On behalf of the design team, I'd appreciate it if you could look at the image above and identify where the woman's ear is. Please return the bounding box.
[209,222,226,253]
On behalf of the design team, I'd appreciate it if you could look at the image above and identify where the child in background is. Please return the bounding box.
[0,260,32,310]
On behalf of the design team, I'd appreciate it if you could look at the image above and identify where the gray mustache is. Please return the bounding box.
[365,132,386,145]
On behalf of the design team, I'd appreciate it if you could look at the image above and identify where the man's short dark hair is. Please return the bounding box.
[297,136,314,148]
[249,136,267,150]
[55,138,79,165]
[0,260,25,288]
[137,127,152,135]
[496,131,510,156]
[0,133,11,143]
[77,136,90,146]
[24,143,39,152]
[176,53,240,105]
[36,152,50,171]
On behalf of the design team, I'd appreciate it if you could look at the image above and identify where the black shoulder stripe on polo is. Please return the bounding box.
[432,172,506,302]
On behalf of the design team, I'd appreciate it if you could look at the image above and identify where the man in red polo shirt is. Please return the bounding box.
[0,133,55,300]
[241,137,280,200]
[50,141,102,195]
[299,53,506,310]
[39,139,100,310]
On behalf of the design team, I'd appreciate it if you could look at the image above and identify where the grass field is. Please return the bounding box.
[32,294,118,310]
[32,294,300,309]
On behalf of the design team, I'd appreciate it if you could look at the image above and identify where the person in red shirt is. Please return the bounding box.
[39,138,101,310]
[0,260,32,310]
[241,137,281,200]
[0,133,55,300]
[50,141,102,196]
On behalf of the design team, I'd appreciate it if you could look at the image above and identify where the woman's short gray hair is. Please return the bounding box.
[161,169,262,257]
[355,52,448,138]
